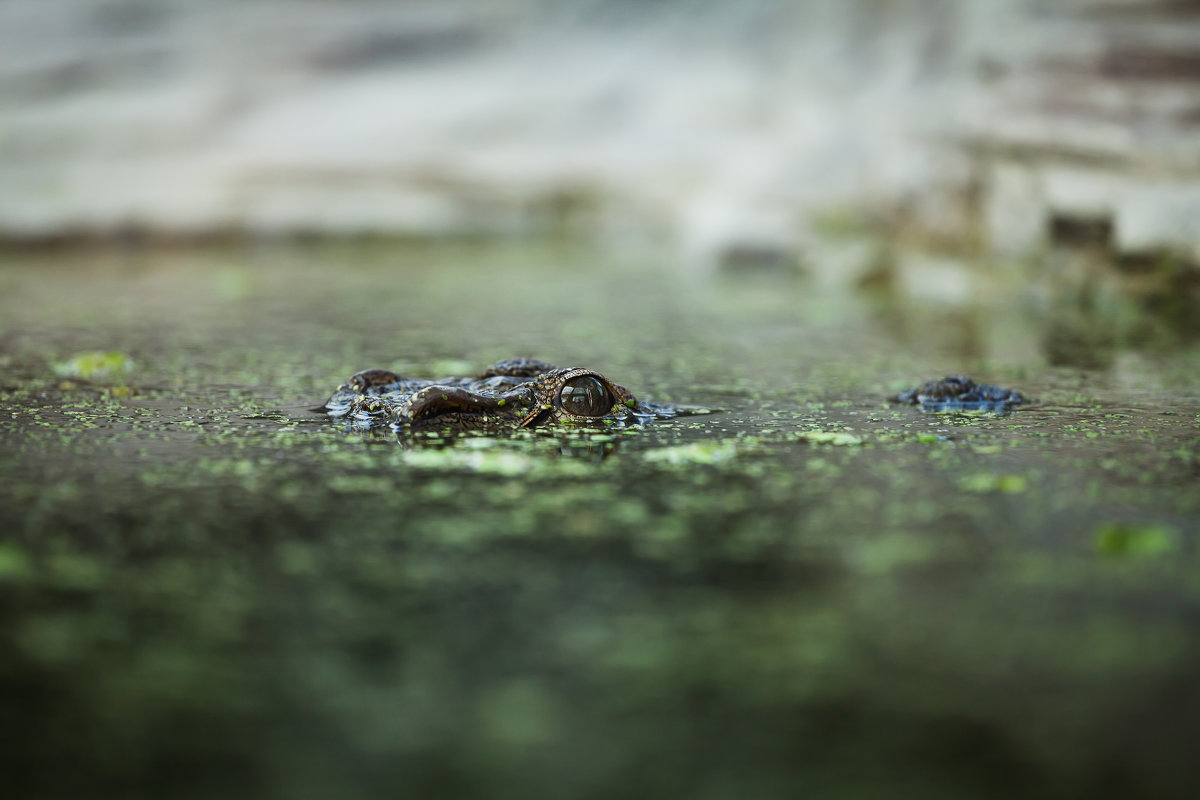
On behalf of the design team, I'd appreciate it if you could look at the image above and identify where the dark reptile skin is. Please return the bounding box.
[323,358,679,431]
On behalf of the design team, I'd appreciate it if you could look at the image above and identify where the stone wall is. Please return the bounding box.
[1,0,1196,263]
[966,1,1200,262]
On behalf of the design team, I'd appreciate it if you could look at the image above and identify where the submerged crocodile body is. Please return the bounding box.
[893,376,1026,412]
[324,357,693,431]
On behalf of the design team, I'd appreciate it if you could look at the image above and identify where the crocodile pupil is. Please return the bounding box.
[559,376,612,417]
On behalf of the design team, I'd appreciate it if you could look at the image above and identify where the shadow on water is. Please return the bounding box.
[2,240,1200,799]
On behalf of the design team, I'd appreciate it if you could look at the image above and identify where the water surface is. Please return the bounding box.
[2,241,1199,799]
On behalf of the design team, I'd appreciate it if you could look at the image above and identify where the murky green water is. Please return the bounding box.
[2,241,1199,799]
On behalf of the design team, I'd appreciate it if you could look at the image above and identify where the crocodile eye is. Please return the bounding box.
[559,375,613,417]
[348,369,399,395]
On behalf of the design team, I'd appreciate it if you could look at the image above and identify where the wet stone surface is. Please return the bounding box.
[1,241,1199,799]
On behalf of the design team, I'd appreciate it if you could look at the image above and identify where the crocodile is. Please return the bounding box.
[893,376,1026,412]
[323,357,699,432]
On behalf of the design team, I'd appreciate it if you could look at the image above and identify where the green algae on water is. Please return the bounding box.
[797,430,865,446]
[641,440,740,466]
[1094,522,1177,558]
[52,351,134,380]
[4,239,1200,800]
[959,473,1029,494]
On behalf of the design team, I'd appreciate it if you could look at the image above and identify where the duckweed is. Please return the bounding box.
[52,350,133,379]
[797,430,866,446]
[959,473,1030,494]
[641,440,740,466]
[1094,522,1177,558]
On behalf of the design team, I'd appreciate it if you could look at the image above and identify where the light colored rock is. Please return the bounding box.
[896,253,975,306]
[1042,168,1122,220]
[1115,184,1200,259]
[983,164,1047,256]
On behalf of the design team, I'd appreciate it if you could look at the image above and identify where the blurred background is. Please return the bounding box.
[4,3,1200,800]
[2,0,1198,267]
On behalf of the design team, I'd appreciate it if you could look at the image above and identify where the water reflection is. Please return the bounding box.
[1036,252,1200,369]
[332,418,652,462]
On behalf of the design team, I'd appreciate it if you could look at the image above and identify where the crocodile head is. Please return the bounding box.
[324,358,689,432]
